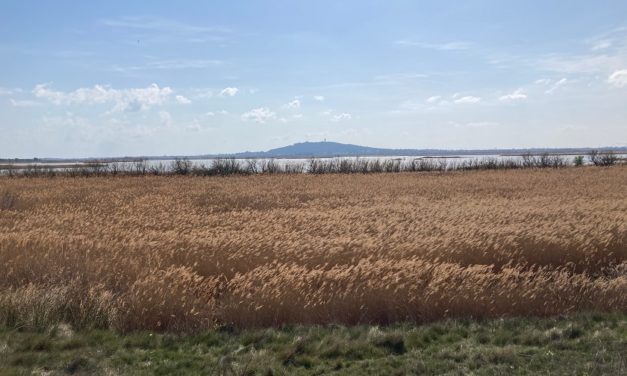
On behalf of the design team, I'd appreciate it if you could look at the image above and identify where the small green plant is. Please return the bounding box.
[573,155,584,166]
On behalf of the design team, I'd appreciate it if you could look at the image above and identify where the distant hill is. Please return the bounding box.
[229,141,498,158]
[240,141,419,157]
[268,141,383,156]
[229,141,448,158]
[226,141,627,159]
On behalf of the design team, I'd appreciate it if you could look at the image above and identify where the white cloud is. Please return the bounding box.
[313,95,325,102]
[219,87,238,97]
[453,96,481,104]
[10,98,39,107]
[499,88,527,102]
[426,95,442,104]
[534,78,551,85]
[32,84,66,104]
[538,54,622,74]
[331,113,352,122]
[591,39,612,51]
[451,121,499,128]
[279,114,305,123]
[241,107,276,123]
[42,112,91,131]
[395,40,471,51]
[159,111,172,127]
[545,78,568,94]
[283,99,301,109]
[175,95,191,104]
[113,59,222,73]
[401,93,485,111]
[188,89,213,99]
[278,114,304,124]
[322,109,333,116]
[147,59,222,69]
[0,87,14,96]
[374,73,429,82]
[205,110,227,117]
[100,15,231,43]
[33,83,173,112]
[608,70,627,87]
[186,119,201,132]
[395,100,427,113]
[467,121,497,128]
[585,27,627,51]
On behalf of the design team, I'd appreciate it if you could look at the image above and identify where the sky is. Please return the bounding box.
[1,1,627,158]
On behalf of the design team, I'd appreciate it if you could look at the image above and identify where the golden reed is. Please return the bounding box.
[1,167,625,332]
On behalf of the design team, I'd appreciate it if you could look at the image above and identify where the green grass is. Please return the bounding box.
[0,313,625,375]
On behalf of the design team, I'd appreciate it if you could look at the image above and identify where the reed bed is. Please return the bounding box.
[1,151,621,178]
[0,167,625,332]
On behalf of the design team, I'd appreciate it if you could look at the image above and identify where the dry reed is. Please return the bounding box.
[0,167,625,332]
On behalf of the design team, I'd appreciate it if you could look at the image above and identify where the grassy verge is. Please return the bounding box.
[0,313,624,375]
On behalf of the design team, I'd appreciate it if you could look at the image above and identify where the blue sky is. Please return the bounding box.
[1,1,627,158]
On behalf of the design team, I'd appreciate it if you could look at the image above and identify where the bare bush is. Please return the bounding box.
[588,150,617,166]
[132,160,148,175]
[171,158,193,175]
[261,159,282,174]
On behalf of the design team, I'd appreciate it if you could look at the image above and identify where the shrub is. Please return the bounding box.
[132,160,148,175]
[599,153,618,166]
[261,159,282,174]
[171,158,193,175]
[588,151,617,166]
